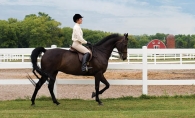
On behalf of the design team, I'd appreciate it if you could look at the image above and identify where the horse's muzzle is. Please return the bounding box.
[122,57,127,60]
[120,53,127,60]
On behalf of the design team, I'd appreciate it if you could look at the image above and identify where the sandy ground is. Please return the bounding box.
[0,69,195,101]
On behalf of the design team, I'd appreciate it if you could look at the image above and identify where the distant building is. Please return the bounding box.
[147,39,166,49]
[147,34,175,49]
[165,34,175,48]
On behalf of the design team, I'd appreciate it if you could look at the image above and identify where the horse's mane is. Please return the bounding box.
[94,34,120,46]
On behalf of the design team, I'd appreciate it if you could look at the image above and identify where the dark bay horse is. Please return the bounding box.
[30,33,129,105]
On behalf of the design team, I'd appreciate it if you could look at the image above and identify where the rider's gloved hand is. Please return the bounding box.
[87,41,92,46]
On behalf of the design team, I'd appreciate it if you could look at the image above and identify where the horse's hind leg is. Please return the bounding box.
[47,74,60,105]
[31,76,47,105]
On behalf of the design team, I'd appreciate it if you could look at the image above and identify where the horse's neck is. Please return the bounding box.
[95,38,118,60]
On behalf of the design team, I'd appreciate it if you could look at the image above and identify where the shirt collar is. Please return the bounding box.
[75,23,80,26]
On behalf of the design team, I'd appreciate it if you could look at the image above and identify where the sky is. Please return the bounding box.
[0,0,195,35]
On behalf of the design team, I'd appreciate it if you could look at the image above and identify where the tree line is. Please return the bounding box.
[0,12,195,48]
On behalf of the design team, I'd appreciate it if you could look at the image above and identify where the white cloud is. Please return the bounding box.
[1,0,195,35]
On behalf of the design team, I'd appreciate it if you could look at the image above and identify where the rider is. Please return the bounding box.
[72,14,91,72]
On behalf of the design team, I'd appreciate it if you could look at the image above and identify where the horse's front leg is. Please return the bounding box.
[94,74,101,105]
[99,74,110,95]
[93,72,110,105]
[48,79,60,105]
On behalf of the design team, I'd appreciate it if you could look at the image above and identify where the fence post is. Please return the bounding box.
[22,54,24,62]
[142,46,148,95]
[4,54,6,62]
[154,53,156,64]
[180,53,182,64]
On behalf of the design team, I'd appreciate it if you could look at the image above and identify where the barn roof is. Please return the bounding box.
[147,39,166,48]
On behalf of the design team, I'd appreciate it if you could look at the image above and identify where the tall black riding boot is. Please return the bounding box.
[82,52,90,72]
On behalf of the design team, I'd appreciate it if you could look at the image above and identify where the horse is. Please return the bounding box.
[29,33,129,105]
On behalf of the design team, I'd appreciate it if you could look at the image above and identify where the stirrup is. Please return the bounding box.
[83,66,93,72]
[86,66,93,72]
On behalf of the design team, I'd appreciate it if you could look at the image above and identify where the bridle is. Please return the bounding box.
[112,37,128,58]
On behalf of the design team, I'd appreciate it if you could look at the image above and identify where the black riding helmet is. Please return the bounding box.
[73,14,83,23]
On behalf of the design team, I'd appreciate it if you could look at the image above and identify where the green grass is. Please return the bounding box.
[1,95,195,118]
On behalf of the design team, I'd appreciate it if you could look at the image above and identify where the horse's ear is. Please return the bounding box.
[124,33,128,39]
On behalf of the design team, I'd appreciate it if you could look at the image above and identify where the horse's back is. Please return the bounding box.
[42,48,67,59]
[41,48,81,73]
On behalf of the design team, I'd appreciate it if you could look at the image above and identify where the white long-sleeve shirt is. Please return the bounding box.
[72,23,87,44]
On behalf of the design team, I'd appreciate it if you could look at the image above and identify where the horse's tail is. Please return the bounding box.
[31,47,46,78]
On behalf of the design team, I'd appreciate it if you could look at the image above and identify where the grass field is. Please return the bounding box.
[1,95,195,118]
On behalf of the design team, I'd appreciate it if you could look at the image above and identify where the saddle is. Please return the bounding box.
[69,46,93,62]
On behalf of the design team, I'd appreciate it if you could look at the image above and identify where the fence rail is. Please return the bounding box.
[1,46,195,97]
[1,47,195,64]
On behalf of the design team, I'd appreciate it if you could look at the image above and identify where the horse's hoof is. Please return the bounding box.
[31,103,35,106]
[54,101,60,105]
[91,92,96,98]
[98,102,103,106]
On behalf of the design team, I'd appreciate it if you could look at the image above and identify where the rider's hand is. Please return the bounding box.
[87,41,92,46]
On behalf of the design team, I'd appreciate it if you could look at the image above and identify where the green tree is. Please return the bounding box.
[150,33,166,41]
[190,35,195,48]
[128,35,138,48]
[61,27,72,47]
[0,18,20,48]
[138,34,150,48]
[0,20,9,47]
[176,37,187,48]
[83,29,110,44]
[21,13,62,47]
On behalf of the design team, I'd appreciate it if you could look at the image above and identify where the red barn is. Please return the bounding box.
[147,39,166,49]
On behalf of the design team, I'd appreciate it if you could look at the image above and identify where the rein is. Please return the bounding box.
[112,50,127,58]
[113,38,127,56]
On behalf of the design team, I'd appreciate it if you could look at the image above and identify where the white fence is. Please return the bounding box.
[1,46,195,97]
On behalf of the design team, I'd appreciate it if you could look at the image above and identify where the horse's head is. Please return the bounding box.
[115,33,128,60]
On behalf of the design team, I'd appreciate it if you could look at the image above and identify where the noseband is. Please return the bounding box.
[112,38,127,57]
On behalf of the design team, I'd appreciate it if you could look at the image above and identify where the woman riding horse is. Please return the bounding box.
[72,14,91,72]
[29,33,129,105]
